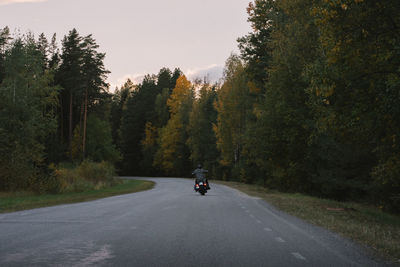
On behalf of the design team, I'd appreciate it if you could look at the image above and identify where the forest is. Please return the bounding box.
[0,0,399,213]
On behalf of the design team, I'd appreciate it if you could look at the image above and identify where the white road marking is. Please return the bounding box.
[256,220,262,224]
[292,252,306,260]
[263,227,272,232]
[245,210,250,213]
[275,237,285,243]
[249,214,255,218]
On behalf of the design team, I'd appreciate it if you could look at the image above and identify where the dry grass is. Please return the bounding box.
[216,180,400,264]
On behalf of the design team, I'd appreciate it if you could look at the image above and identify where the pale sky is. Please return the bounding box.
[0,0,251,89]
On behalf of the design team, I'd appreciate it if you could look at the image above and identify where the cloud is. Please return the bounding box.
[0,0,48,5]
[111,64,224,92]
[186,64,224,84]
[110,73,146,91]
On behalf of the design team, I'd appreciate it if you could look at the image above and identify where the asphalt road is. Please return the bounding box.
[0,178,389,266]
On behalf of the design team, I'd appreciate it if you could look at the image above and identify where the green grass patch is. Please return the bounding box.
[0,179,154,213]
[215,180,400,264]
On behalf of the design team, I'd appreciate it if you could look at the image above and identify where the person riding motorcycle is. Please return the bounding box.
[192,164,210,190]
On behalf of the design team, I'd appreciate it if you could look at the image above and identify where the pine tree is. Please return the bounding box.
[48,33,60,69]
[111,79,133,149]
[56,29,109,161]
[56,29,84,158]
[0,36,58,190]
[37,33,49,68]
[80,34,110,158]
[0,26,12,84]
[120,75,158,174]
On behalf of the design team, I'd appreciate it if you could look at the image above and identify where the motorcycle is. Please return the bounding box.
[194,179,208,195]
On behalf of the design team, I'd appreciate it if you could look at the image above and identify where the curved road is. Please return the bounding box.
[0,178,389,266]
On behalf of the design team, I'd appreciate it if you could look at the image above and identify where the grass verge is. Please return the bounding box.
[0,179,154,214]
[215,180,400,264]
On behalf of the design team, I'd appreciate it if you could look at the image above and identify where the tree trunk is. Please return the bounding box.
[60,96,63,141]
[79,98,84,134]
[69,90,73,160]
[82,89,88,159]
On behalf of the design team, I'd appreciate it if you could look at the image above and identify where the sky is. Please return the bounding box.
[0,0,251,90]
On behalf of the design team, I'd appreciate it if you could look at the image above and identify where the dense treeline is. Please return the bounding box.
[232,0,399,212]
[0,27,119,192]
[237,0,399,212]
[1,0,399,212]
[114,71,220,178]
[115,0,399,212]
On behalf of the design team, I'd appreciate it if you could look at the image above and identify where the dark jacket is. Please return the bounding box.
[192,168,208,180]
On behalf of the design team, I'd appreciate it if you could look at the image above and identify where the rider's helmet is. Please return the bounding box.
[197,163,202,169]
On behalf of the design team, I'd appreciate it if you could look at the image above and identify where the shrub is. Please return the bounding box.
[31,173,64,194]
[77,161,116,185]
[51,160,118,193]
[372,155,400,213]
